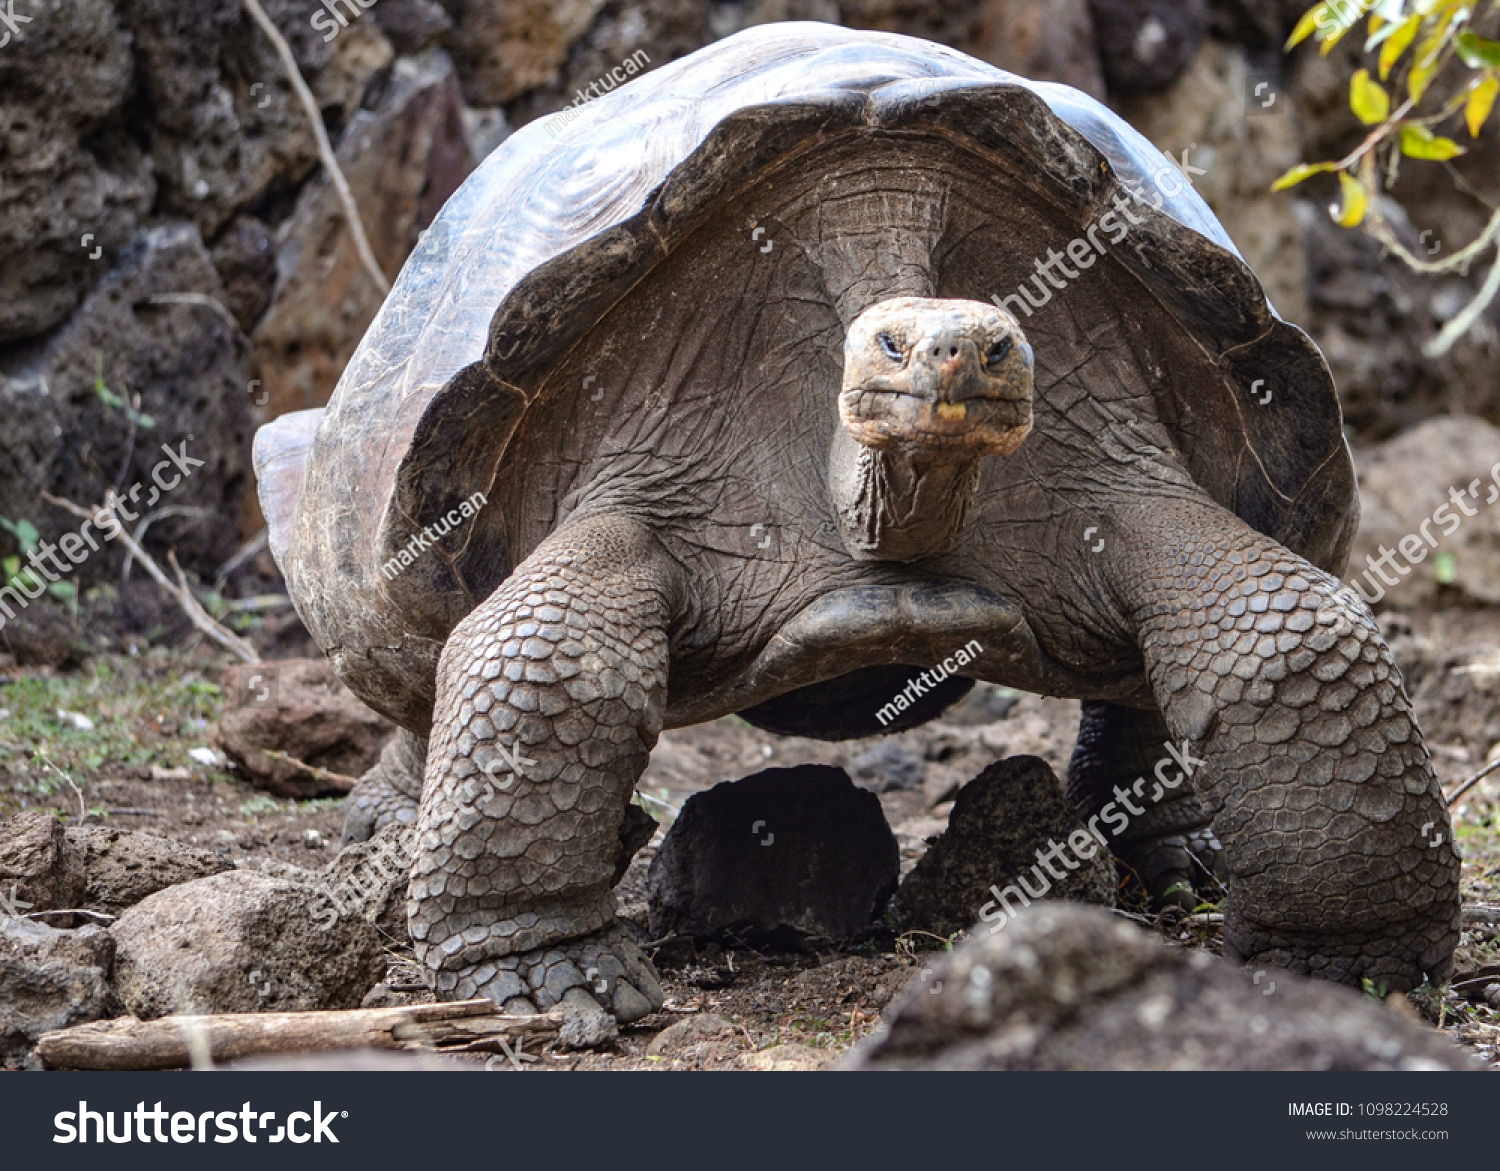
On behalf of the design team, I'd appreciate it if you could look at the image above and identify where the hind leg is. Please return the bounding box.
[1066,702,1224,910]
[342,729,426,846]
[408,516,681,1022]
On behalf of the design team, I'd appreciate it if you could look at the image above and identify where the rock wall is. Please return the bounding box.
[4,0,1494,581]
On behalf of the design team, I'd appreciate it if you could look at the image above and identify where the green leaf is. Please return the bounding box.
[1434,551,1457,584]
[1455,30,1500,68]
[1351,69,1392,123]
[96,383,123,411]
[1379,14,1423,78]
[9,519,40,551]
[1399,124,1466,158]
[47,581,76,601]
[1272,161,1335,190]
[2,556,19,578]
[1287,3,1332,49]
[1330,171,1368,227]
[1468,75,1500,135]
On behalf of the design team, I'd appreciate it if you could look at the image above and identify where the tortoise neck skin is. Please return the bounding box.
[828,297,1034,562]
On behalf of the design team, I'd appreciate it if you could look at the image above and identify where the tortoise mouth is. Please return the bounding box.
[839,386,1033,455]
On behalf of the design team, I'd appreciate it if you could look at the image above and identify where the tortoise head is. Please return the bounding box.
[830,297,1034,562]
[840,298,1033,458]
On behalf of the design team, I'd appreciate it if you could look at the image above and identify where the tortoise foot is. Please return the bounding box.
[449,922,665,1026]
[341,730,425,846]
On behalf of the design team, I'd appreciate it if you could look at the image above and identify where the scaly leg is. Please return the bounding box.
[342,729,426,846]
[1066,701,1223,909]
[1103,498,1460,990]
[408,516,682,1022]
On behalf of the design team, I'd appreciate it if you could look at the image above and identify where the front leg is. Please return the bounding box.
[1101,498,1460,990]
[408,515,682,1021]
[1066,701,1224,909]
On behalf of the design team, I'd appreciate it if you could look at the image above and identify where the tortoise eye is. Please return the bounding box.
[987,338,1013,366]
[877,332,903,363]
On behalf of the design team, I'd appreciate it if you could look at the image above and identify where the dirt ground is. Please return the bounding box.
[1,602,1497,1072]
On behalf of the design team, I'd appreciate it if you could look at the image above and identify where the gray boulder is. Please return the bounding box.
[0,917,116,1070]
[111,870,385,1018]
[845,903,1477,1070]
[0,811,87,919]
[64,824,233,916]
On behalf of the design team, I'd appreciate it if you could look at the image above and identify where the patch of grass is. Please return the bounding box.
[238,795,283,819]
[0,655,228,816]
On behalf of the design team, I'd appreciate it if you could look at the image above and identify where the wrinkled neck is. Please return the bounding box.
[828,427,980,562]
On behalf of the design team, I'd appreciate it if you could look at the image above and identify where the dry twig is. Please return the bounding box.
[39,491,259,664]
[241,0,391,297]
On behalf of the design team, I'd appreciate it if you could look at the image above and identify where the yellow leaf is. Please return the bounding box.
[1287,3,1331,50]
[1271,161,1335,190]
[1350,69,1391,123]
[1379,15,1422,80]
[1330,172,1368,227]
[1399,124,1466,158]
[1467,75,1500,136]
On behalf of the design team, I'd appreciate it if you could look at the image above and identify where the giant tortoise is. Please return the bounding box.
[254,22,1461,1020]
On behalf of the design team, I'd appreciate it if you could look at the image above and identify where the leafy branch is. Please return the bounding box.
[1277,0,1500,355]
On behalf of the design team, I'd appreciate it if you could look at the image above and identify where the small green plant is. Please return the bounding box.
[0,516,76,602]
[1362,975,1393,1000]
[239,794,283,818]
[93,353,154,429]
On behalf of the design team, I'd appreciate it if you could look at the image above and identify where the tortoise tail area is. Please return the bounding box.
[252,408,326,569]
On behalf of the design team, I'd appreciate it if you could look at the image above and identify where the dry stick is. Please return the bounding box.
[260,749,359,792]
[40,491,259,664]
[241,0,391,297]
[36,1001,561,1071]
[214,528,269,592]
[1446,755,1500,809]
[37,751,86,820]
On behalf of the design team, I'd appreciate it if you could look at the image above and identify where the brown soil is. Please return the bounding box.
[1,602,1497,1072]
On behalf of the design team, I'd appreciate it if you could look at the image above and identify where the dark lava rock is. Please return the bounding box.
[0,917,116,1070]
[112,870,385,1019]
[0,811,87,919]
[892,756,1116,939]
[844,903,1478,1071]
[64,824,233,917]
[647,765,899,948]
[0,221,252,586]
[1088,0,1209,95]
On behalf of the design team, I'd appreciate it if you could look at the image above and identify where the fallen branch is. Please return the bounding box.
[1446,755,1500,809]
[242,0,391,298]
[260,749,359,792]
[37,1000,560,1071]
[39,492,259,664]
